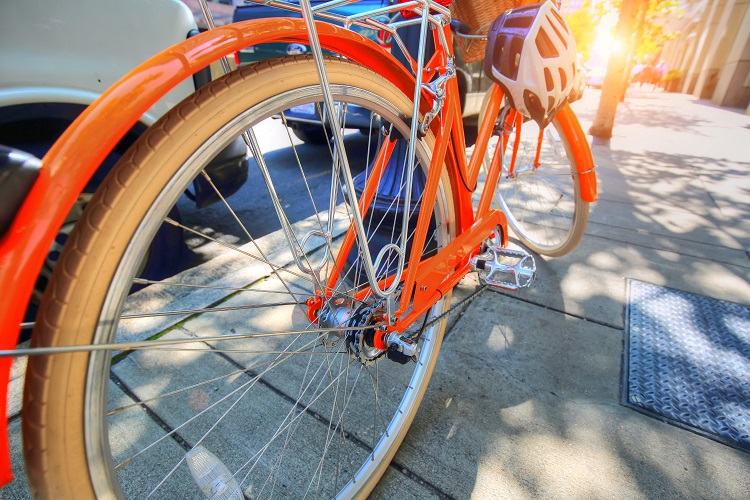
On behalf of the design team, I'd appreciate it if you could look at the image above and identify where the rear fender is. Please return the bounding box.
[556,104,598,202]
[0,18,423,485]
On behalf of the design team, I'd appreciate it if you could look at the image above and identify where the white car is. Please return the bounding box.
[0,0,200,153]
[569,53,587,102]
[0,0,248,318]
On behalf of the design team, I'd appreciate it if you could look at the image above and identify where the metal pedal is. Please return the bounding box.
[471,245,536,291]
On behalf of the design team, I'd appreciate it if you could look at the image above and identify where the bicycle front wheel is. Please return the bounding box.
[24,56,455,499]
[483,97,589,257]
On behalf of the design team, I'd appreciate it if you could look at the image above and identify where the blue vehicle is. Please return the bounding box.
[232,0,493,144]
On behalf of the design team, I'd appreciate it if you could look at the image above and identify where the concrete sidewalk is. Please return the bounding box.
[371,89,750,498]
[3,90,749,498]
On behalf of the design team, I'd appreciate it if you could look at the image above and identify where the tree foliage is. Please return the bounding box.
[565,0,682,63]
[564,2,601,61]
[634,0,681,61]
[587,0,683,139]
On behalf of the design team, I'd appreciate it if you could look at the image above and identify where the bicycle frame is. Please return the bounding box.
[0,1,597,485]
[0,17,419,486]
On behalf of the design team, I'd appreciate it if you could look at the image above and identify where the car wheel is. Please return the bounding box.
[291,124,329,145]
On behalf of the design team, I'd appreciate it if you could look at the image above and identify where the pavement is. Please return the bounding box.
[367,88,750,499]
[3,88,750,498]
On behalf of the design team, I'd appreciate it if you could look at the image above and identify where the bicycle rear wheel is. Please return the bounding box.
[24,56,455,499]
[482,94,589,257]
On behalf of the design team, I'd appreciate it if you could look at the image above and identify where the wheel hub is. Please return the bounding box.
[345,303,387,366]
[316,299,387,365]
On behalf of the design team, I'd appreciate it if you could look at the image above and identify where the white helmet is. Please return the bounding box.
[484,2,578,127]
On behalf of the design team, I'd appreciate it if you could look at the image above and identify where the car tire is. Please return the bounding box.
[291,124,329,145]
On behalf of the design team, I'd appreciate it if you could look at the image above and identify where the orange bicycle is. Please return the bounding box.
[0,0,596,496]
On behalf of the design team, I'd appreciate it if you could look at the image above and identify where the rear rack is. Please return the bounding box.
[241,0,455,76]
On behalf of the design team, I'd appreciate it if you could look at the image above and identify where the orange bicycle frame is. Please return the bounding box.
[0,12,598,483]
[0,17,434,486]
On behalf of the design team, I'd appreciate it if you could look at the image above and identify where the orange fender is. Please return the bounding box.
[0,18,420,486]
[556,104,598,202]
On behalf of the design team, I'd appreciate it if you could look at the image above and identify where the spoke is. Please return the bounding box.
[335,144,419,292]
[1,326,373,357]
[249,310,359,493]
[307,354,365,498]
[278,110,352,299]
[165,217,317,286]
[121,301,300,319]
[117,302,365,486]
[343,162,437,297]
[235,353,357,487]
[108,367,254,416]
[141,333,324,496]
[191,168,312,319]
[280,112,326,227]
[129,347,351,355]
[523,172,576,177]
[244,126,329,293]
[254,340,343,496]
[131,278,297,294]
[310,341,349,496]
[363,363,388,446]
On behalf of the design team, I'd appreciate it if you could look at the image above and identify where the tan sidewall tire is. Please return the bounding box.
[23,56,454,499]
[478,90,589,257]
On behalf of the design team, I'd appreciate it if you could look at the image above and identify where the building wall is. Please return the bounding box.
[662,0,750,112]
[711,0,750,107]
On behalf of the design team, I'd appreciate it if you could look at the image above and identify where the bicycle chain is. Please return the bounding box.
[417,283,489,334]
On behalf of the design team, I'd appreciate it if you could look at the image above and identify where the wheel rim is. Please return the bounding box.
[81,82,451,498]
[493,117,582,254]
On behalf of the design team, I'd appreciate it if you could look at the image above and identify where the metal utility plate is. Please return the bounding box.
[622,279,750,452]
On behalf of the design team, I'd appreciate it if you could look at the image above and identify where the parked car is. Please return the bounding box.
[232,0,495,144]
[586,63,606,89]
[569,53,587,102]
[0,0,249,319]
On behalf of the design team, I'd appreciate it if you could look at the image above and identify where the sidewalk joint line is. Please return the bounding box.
[587,232,750,270]
[110,371,194,452]
[583,219,749,262]
[489,289,623,331]
[388,458,458,499]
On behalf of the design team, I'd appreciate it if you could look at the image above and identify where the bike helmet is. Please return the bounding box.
[484,2,578,127]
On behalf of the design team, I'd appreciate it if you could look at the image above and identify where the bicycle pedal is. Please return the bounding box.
[470,247,536,291]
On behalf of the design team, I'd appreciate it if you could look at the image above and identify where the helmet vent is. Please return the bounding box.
[547,15,568,49]
[544,67,554,91]
[558,67,567,89]
[551,8,569,34]
[495,35,526,80]
[535,29,560,59]
[503,12,534,29]
[523,90,545,125]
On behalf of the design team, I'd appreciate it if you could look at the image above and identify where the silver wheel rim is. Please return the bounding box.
[82,82,451,498]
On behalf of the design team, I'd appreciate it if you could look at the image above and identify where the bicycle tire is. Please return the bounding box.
[24,56,455,499]
[480,90,589,257]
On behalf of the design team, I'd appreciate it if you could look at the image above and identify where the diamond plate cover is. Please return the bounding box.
[622,279,750,452]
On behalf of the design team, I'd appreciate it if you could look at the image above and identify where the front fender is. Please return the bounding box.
[0,17,419,486]
[556,104,598,203]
